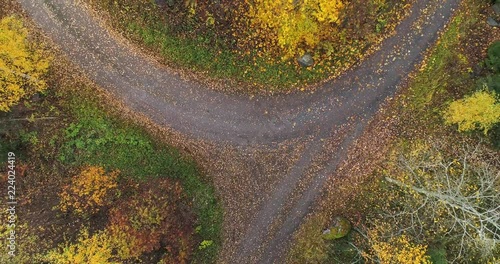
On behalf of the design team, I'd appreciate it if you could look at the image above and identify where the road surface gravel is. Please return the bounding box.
[18,0,461,262]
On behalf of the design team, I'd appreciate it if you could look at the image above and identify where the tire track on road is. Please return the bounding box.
[18,0,461,262]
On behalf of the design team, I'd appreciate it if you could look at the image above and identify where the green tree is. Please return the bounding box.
[0,16,51,112]
[478,74,500,94]
[486,41,500,73]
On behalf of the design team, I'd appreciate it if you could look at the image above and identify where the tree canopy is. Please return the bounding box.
[444,89,500,134]
[0,16,50,112]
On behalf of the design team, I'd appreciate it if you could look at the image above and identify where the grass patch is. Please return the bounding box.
[401,11,478,128]
[88,0,407,91]
[58,101,186,178]
[0,12,223,260]
[54,93,223,262]
[125,18,321,89]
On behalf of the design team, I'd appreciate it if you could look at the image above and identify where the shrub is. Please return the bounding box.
[0,223,45,263]
[443,89,500,134]
[288,219,328,263]
[477,74,500,94]
[59,166,119,216]
[322,216,351,240]
[366,232,431,264]
[243,0,345,59]
[45,228,116,264]
[51,180,194,263]
[106,179,194,262]
[427,246,448,264]
[488,124,500,149]
[486,41,500,73]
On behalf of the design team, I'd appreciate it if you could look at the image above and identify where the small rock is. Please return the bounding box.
[297,54,314,67]
[31,93,41,102]
[155,0,165,6]
[471,64,483,77]
[155,0,172,7]
[493,3,500,15]
[487,17,500,27]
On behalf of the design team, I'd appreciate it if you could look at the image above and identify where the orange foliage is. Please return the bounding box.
[105,179,194,263]
[59,166,118,216]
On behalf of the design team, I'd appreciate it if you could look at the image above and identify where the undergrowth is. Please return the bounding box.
[57,96,223,263]
[88,0,408,91]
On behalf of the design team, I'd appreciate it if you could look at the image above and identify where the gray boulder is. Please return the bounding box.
[297,54,314,67]
[487,17,500,27]
[155,0,175,7]
[155,0,166,6]
[493,3,500,15]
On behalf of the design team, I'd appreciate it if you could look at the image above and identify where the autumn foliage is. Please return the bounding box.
[0,16,50,112]
[45,228,116,264]
[367,232,431,264]
[374,142,500,262]
[59,166,119,216]
[49,178,196,263]
[444,89,500,134]
[243,0,344,59]
[106,178,194,263]
[231,0,397,63]
[87,0,407,88]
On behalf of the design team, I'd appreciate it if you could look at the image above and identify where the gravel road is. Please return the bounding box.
[18,0,461,262]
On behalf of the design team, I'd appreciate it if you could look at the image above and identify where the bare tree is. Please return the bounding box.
[382,143,499,262]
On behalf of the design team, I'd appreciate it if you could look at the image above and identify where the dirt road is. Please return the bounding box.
[18,0,460,262]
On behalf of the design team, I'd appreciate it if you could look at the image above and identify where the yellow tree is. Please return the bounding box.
[0,16,51,112]
[443,89,500,134]
[45,228,118,264]
[59,166,119,216]
[245,0,344,59]
[367,231,431,264]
